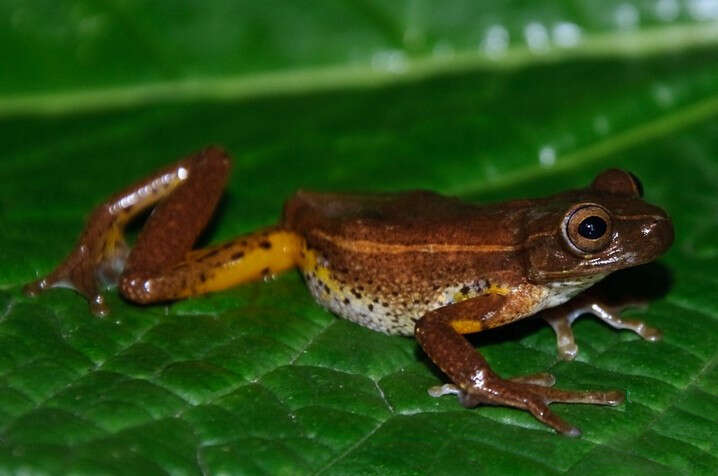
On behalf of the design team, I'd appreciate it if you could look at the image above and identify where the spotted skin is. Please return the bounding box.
[299,247,606,336]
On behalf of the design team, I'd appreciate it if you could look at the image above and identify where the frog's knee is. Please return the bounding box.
[193,146,232,174]
[414,313,438,340]
[119,271,158,304]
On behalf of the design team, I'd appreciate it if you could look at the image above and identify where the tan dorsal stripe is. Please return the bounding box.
[310,229,522,254]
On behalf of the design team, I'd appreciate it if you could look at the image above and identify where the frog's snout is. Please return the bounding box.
[643,212,674,258]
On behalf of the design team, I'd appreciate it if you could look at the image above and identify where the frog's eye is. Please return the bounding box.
[592,169,643,198]
[563,204,613,254]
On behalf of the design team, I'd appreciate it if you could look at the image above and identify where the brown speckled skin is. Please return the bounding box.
[26,149,674,436]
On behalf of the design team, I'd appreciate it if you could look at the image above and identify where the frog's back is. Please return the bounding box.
[281,190,530,335]
[283,189,527,247]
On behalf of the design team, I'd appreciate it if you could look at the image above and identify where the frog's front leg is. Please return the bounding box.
[542,291,662,360]
[25,147,303,314]
[415,294,624,436]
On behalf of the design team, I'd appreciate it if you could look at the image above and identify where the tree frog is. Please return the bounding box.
[26,147,674,436]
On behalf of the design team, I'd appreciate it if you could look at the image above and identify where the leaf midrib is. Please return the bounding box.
[3,21,718,119]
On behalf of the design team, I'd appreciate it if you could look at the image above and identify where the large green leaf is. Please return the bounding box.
[2,1,718,474]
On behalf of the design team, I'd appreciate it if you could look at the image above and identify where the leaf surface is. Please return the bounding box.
[2,2,718,474]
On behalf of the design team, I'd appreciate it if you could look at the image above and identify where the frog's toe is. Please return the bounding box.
[523,395,581,436]
[624,318,662,341]
[427,384,483,408]
[23,278,48,297]
[589,302,662,343]
[428,383,460,398]
[509,372,556,387]
[89,294,110,317]
[509,381,623,435]
[543,312,580,361]
[518,383,625,406]
[641,325,662,341]
[25,254,110,316]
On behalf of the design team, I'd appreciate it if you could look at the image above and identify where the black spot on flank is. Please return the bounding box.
[358,286,364,291]
[460,285,470,295]
[352,290,362,299]
[323,284,331,294]
[373,298,379,303]
[391,291,399,297]
[343,297,350,305]
[200,273,207,282]
[368,304,374,311]
[413,299,420,305]
[259,240,272,249]
[382,302,389,307]
[203,249,220,260]
[231,251,245,260]
[261,267,270,276]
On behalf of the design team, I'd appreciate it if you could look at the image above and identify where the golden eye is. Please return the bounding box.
[563,204,613,254]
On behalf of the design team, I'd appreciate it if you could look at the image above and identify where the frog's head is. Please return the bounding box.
[525,169,674,284]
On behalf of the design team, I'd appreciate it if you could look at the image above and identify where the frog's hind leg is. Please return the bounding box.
[119,228,303,303]
[26,147,233,314]
[25,147,301,315]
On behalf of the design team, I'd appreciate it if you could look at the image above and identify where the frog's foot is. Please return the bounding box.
[543,293,661,360]
[429,377,624,437]
[24,211,129,317]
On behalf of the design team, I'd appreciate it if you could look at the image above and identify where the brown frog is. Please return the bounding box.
[26,147,674,436]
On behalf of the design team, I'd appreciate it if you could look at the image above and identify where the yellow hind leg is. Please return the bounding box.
[120,228,304,303]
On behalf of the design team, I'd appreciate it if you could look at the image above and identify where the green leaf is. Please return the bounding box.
[2,2,718,474]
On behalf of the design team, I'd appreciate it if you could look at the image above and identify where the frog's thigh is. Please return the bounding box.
[119,229,303,303]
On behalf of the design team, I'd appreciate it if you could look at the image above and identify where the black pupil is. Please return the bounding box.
[578,216,607,239]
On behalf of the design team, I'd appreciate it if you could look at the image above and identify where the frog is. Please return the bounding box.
[25,147,674,436]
